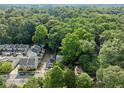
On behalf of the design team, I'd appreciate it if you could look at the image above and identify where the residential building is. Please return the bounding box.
[18,54,39,70]
[0,44,29,56]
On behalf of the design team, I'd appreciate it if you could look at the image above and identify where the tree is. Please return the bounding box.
[48,24,72,53]
[43,71,51,88]
[32,24,48,44]
[76,73,93,88]
[74,28,95,42]
[61,28,95,65]
[96,66,124,88]
[0,61,12,73]
[100,30,124,44]
[61,33,82,64]
[79,54,100,74]
[53,62,64,70]
[98,39,124,68]
[0,24,11,44]
[23,77,43,88]
[0,76,6,88]
[43,66,63,88]
[37,77,43,87]
[63,68,76,88]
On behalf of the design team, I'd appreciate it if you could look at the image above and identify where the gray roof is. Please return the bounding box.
[56,55,63,62]
[33,45,41,49]
[27,50,37,57]
[31,45,41,54]
[19,55,38,67]
[31,48,40,53]
[19,58,28,65]
[27,58,35,65]
[0,44,29,49]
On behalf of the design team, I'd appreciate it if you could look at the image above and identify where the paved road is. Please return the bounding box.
[35,50,51,78]
[6,65,24,87]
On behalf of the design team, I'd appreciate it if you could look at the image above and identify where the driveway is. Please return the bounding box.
[35,50,51,78]
[6,65,26,87]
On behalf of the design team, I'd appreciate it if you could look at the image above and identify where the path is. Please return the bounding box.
[6,65,21,87]
[35,50,51,78]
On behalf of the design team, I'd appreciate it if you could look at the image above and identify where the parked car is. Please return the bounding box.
[19,72,25,76]
[29,72,35,76]
[47,60,53,68]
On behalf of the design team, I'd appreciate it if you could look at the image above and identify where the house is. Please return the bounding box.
[2,51,11,56]
[3,44,13,51]
[31,45,41,55]
[18,54,39,71]
[2,44,13,56]
[0,44,29,56]
[14,44,29,55]
[14,44,22,54]
[18,57,28,70]
[27,57,38,69]
[30,45,45,61]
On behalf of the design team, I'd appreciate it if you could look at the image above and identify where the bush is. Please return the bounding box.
[53,62,64,70]
[23,77,43,88]
[76,72,93,88]
[0,75,6,88]
[0,61,12,73]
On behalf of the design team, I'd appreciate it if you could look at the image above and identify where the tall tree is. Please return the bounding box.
[63,68,76,88]
[61,33,82,65]
[43,66,63,88]
[98,39,124,68]
[32,24,48,44]
[96,66,124,88]
[76,72,93,88]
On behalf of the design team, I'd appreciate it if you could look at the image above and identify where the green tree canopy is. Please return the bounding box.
[23,77,43,88]
[0,76,6,88]
[76,72,93,88]
[43,66,63,88]
[0,61,12,73]
[79,54,100,73]
[32,24,48,44]
[98,38,124,68]
[61,33,82,64]
[96,66,124,88]
[63,68,76,88]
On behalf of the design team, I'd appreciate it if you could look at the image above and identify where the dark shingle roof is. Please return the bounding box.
[27,58,35,65]
[19,58,28,65]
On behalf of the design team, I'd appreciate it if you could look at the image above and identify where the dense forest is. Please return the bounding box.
[1,5,124,88]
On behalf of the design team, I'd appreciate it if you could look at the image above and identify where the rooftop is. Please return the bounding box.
[56,55,63,62]
[19,58,28,66]
[28,58,35,65]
